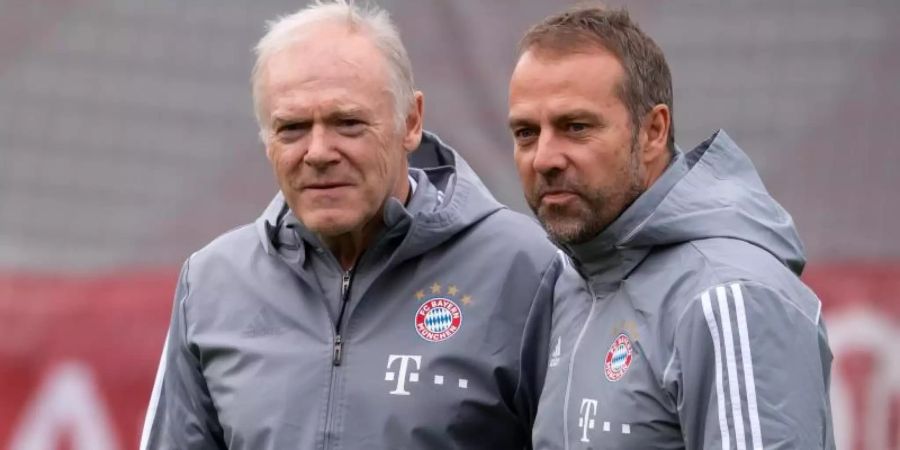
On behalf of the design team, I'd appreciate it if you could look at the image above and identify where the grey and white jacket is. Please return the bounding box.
[141,132,563,449]
[533,130,834,449]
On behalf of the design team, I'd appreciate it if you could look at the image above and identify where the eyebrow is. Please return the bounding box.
[268,119,304,134]
[508,116,536,130]
[270,106,370,128]
[325,107,367,121]
[551,110,603,126]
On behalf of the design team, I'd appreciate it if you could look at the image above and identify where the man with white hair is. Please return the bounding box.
[140,1,562,449]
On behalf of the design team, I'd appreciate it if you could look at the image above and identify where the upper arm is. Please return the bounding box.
[665,281,833,450]
[140,258,227,450]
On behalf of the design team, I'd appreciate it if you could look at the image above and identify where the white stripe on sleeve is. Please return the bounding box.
[701,290,731,450]
[717,285,747,450]
[731,283,763,450]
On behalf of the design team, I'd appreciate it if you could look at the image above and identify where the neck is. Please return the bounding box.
[321,219,383,271]
[321,175,412,270]
[642,149,673,190]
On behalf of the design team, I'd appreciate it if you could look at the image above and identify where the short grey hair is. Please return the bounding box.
[251,0,415,138]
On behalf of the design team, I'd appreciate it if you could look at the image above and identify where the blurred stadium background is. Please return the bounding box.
[1,0,898,448]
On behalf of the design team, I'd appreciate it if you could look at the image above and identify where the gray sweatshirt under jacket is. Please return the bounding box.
[533,130,835,450]
[141,132,563,450]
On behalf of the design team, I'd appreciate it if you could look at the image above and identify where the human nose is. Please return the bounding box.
[303,124,340,168]
[531,132,567,175]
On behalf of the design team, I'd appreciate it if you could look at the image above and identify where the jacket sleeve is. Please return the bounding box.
[664,281,834,450]
[514,253,564,443]
[140,259,226,450]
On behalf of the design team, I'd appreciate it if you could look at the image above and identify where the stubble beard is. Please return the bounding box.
[530,143,645,246]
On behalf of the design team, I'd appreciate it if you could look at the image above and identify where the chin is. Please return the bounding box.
[301,213,363,237]
[544,226,582,245]
[538,203,581,224]
[537,210,597,245]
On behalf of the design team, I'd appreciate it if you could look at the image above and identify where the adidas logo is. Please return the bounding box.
[242,308,284,338]
[549,336,562,367]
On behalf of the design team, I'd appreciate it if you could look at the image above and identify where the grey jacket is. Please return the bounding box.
[141,133,563,449]
[533,131,834,449]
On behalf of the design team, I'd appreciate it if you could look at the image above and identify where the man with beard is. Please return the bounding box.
[508,5,835,449]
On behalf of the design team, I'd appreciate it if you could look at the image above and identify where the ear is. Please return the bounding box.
[639,104,670,164]
[402,91,425,152]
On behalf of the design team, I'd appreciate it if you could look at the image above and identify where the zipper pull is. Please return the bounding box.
[341,270,352,301]
[333,334,343,366]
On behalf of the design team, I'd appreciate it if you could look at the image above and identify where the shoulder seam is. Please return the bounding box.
[194,223,257,257]
[663,276,820,387]
[680,280,821,328]
[682,241,820,325]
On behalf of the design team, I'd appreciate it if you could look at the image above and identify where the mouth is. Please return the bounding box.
[539,189,580,204]
[303,182,353,190]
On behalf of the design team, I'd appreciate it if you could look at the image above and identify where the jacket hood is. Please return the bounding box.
[254,131,505,261]
[565,130,806,288]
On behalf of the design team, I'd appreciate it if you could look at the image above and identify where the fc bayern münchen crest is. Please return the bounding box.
[415,297,462,342]
[604,333,633,382]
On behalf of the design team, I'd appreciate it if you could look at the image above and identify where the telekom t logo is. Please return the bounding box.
[579,398,599,443]
[385,354,421,396]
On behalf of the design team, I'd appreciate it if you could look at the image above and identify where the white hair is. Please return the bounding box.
[251,0,415,138]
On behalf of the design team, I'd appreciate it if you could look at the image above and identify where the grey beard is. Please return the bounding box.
[532,144,645,246]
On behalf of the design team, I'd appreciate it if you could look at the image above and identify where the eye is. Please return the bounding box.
[336,118,366,136]
[567,123,590,133]
[279,123,303,132]
[513,127,539,144]
[275,122,310,142]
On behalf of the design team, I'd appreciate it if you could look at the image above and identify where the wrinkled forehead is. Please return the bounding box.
[259,28,394,118]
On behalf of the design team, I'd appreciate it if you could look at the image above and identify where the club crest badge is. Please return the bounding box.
[413,283,470,342]
[604,333,633,382]
[415,298,462,342]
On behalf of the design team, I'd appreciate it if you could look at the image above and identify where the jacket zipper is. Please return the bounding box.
[333,269,352,365]
[562,283,599,450]
[323,267,354,449]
